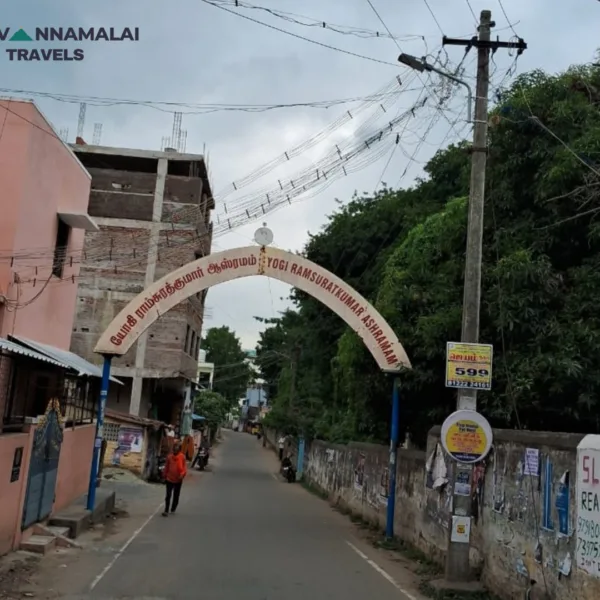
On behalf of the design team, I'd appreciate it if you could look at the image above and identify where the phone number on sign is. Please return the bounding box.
[578,536,600,559]
[578,517,600,539]
[446,380,491,389]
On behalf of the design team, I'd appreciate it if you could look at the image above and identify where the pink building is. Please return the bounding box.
[0,99,108,556]
[0,99,95,347]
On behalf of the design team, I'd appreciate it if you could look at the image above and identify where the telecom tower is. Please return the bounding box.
[77,103,86,139]
[92,123,103,145]
[160,112,187,152]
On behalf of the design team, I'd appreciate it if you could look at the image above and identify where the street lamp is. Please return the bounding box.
[398,53,473,123]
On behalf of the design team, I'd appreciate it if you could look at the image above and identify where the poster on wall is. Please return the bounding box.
[524,448,540,476]
[112,426,143,465]
[379,467,389,505]
[556,470,570,537]
[576,436,600,578]
[354,453,365,491]
[119,427,143,452]
[450,515,471,543]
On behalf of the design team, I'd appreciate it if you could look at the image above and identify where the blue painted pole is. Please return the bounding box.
[297,437,305,481]
[385,377,400,539]
[87,356,112,511]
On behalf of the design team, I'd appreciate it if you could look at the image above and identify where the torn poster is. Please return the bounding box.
[524,448,539,476]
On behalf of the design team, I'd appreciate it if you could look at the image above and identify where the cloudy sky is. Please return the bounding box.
[3,0,597,349]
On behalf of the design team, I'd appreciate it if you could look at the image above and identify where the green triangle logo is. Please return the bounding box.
[10,29,33,42]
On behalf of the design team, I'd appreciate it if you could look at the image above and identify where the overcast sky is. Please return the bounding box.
[4,0,598,349]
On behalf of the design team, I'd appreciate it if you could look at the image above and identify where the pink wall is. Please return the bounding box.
[53,424,95,513]
[0,429,34,556]
[0,100,91,349]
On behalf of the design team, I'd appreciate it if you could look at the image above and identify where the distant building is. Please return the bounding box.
[69,143,214,427]
[197,348,214,390]
[241,348,267,420]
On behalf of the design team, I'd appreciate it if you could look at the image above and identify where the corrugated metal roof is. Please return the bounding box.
[105,408,164,429]
[0,337,65,368]
[10,336,123,385]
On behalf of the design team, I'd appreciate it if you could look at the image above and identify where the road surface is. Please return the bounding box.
[85,430,420,599]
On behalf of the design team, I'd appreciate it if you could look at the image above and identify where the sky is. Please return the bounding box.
[2,0,598,350]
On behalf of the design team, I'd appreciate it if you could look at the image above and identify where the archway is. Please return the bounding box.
[95,245,411,371]
[88,242,411,536]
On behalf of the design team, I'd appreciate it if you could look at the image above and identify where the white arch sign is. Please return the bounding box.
[95,246,411,372]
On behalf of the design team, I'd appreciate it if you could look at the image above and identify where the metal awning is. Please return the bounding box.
[58,211,99,232]
[0,337,65,368]
[10,336,123,385]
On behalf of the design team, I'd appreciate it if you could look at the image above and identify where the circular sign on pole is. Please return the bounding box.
[441,410,493,464]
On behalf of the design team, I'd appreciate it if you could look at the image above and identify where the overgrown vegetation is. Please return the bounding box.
[202,325,252,402]
[260,62,600,446]
[193,390,230,439]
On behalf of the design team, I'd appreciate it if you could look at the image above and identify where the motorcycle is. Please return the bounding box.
[195,447,209,471]
[156,455,166,482]
[281,464,296,483]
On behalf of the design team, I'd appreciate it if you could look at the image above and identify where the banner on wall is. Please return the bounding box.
[576,435,600,578]
[354,453,365,492]
[112,426,143,465]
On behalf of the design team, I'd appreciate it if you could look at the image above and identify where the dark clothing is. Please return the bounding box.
[278,449,284,461]
[165,481,182,513]
[281,457,292,469]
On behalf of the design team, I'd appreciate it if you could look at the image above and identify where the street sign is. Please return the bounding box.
[445,342,493,390]
[441,410,493,464]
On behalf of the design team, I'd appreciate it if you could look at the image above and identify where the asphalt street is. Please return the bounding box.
[83,430,420,600]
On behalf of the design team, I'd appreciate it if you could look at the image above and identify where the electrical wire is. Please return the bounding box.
[497,0,519,37]
[0,86,423,116]
[209,0,427,43]
[1,84,442,300]
[465,0,478,23]
[200,0,403,68]
[0,76,427,273]
[421,0,445,35]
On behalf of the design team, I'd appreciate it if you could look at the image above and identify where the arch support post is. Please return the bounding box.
[87,355,113,511]
[385,377,400,539]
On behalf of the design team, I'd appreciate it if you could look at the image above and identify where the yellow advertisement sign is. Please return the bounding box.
[441,410,493,464]
[445,342,493,390]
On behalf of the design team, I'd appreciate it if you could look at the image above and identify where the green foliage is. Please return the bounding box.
[194,390,229,437]
[256,61,600,445]
[201,326,252,402]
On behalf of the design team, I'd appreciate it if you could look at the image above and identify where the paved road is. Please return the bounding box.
[87,431,417,600]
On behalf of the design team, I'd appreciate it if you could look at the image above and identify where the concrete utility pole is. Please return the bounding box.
[442,11,526,583]
[457,10,492,413]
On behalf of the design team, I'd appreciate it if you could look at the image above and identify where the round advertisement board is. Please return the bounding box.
[441,410,493,464]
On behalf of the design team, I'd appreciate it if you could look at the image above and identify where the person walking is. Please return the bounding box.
[278,435,286,462]
[162,442,187,517]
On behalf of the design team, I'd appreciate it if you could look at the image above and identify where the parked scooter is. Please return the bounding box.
[194,447,209,471]
[281,456,296,483]
[156,455,166,482]
[282,464,296,483]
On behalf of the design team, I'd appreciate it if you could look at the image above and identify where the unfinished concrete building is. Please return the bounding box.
[69,143,214,425]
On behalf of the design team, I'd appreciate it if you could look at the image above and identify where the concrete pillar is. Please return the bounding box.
[129,157,168,416]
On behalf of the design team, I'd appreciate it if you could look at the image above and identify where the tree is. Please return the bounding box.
[202,326,251,403]
[254,310,303,401]
[256,60,600,446]
[194,390,229,439]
